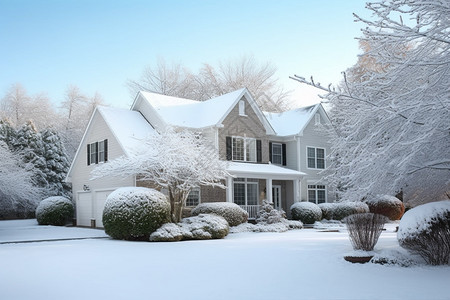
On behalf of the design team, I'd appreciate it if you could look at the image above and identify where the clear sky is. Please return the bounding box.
[0,0,369,109]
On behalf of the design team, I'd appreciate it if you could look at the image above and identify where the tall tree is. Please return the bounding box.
[291,0,450,204]
[128,55,291,112]
[91,128,229,223]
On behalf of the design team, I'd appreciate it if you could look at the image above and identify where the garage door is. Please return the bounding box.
[77,192,92,227]
[94,190,115,228]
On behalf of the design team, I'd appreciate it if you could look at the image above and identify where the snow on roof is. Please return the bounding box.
[264,104,318,136]
[139,89,246,128]
[97,106,155,155]
[227,162,305,180]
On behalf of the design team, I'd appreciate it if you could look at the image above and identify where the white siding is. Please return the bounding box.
[285,140,297,170]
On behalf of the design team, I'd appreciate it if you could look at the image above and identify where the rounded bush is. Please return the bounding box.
[36,196,74,226]
[397,200,450,265]
[366,195,405,220]
[150,214,229,242]
[290,202,322,224]
[191,202,248,226]
[333,202,369,221]
[103,187,171,241]
[318,203,335,220]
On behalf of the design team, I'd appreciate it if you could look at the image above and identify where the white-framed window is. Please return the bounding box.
[239,100,246,116]
[315,113,321,125]
[308,184,326,204]
[88,139,108,165]
[307,147,325,169]
[271,143,282,165]
[232,136,256,162]
[186,188,200,207]
[233,178,258,206]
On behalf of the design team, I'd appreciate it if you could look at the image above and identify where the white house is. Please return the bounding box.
[66,88,334,227]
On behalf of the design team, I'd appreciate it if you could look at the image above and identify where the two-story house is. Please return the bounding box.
[66,88,334,227]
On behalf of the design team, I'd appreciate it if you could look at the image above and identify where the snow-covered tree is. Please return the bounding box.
[91,128,229,223]
[41,128,71,197]
[291,0,450,204]
[0,142,42,219]
[0,119,17,150]
[128,55,291,112]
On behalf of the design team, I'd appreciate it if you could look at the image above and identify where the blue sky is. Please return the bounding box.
[0,0,368,108]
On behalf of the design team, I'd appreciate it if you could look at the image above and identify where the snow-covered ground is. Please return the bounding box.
[0,220,449,300]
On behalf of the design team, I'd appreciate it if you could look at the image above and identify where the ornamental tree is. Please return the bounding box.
[91,128,229,223]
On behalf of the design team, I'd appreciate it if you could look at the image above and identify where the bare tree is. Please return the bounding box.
[127,55,291,112]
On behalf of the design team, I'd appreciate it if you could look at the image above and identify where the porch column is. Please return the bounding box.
[226,176,233,203]
[293,179,300,203]
[266,178,273,203]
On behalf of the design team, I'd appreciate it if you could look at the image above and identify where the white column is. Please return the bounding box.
[294,179,300,203]
[226,176,233,203]
[266,178,273,203]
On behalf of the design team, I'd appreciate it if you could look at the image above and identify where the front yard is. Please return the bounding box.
[0,220,448,300]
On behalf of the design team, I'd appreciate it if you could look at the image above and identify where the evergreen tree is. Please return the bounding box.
[41,128,71,197]
[0,119,17,150]
[14,120,48,189]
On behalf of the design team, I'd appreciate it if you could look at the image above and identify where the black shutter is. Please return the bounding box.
[269,142,272,163]
[94,142,99,164]
[87,144,91,166]
[104,139,108,162]
[282,143,287,166]
[226,136,232,160]
[256,140,262,163]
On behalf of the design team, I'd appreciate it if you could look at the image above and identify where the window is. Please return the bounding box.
[307,147,325,169]
[271,143,282,165]
[308,185,326,204]
[186,188,200,207]
[315,113,321,125]
[239,100,246,116]
[232,137,256,162]
[87,139,108,165]
[233,178,258,206]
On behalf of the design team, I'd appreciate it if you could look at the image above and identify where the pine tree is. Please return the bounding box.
[0,119,17,150]
[14,120,48,189]
[41,128,71,197]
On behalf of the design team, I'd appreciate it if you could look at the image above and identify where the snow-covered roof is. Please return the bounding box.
[264,104,319,136]
[97,106,155,156]
[138,89,246,128]
[227,162,305,180]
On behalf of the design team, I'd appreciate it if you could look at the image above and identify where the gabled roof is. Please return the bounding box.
[264,103,330,136]
[96,106,155,155]
[65,106,155,181]
[133,88,275,134]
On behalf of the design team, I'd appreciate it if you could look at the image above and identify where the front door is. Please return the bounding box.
[272,185,281,210]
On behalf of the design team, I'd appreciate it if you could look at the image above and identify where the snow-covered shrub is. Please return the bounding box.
[318,203,335,220]
[397,201,450,265]
[150,214,229,242]
[36,196,74,226]
[230,219,303,233]
[345,213,387,251]
[256,199,286,224]
[366,195,405,220]
[191,202,248,226]
[290,202,322,224]
[333,202,369,221]
[102,187,171,241]
[370,249,418,267]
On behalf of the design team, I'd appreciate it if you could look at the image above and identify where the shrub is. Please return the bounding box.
[102,187,171,241]
[397,200,450,265]
[366,195,405,220]
[333,202,369,220]
[36,196,74,226]
[191,202,248,226]
[345,213,387,251]
[150,214,229,242]
[290,202,322,224]
[318,203,335,220]
[256,199,286,224]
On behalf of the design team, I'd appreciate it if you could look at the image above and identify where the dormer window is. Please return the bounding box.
[239,100,246,116]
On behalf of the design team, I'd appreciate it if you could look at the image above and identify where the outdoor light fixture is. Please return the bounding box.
[83,185,90,191]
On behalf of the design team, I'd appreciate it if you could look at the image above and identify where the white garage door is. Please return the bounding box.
[94,190,115,228]
[77,192,92,227]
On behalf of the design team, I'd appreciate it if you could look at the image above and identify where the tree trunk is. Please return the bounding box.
[168,187,189,223]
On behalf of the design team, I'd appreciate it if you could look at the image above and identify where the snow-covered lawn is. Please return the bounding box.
[0,220,449,300]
